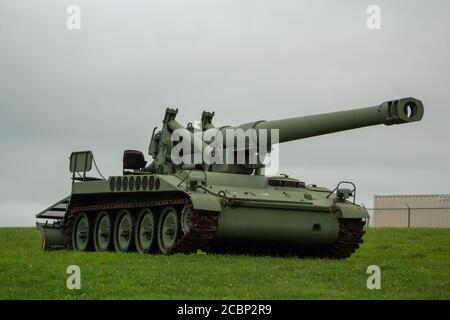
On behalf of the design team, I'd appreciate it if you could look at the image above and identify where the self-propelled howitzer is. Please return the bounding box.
[36,97,423,258]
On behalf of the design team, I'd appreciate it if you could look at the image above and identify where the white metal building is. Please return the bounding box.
[373,194,450,228]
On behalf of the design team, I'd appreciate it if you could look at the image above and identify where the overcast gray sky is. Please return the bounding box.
[1,0,449,226]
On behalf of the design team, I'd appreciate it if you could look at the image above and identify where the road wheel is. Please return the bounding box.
[93,211,113,252]
[157,206,181,254]
[113,209,135,252]
[135,208,156,253]
[181,206,192,234]
[72,213,93,251]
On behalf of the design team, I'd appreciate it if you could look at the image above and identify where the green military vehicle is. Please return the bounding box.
[36,97,423,258]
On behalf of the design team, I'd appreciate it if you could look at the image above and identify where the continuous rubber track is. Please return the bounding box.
[169,203,220,254]
[64,200,364,259]
[311,218,366,259]
[205,218,366,259]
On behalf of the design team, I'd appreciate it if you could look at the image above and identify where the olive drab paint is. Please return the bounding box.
[36,97,424,259]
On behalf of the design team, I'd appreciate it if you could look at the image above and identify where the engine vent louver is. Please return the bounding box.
[135,176,141,191]
[110,177,116,191]
[116,177,122,191]
[155,177,161,190]
[149,176,155,191]
[122,177,128,191]
[129,176,135,191]
[142,176,148,190]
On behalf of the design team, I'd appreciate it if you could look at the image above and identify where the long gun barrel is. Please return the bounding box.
[148,97,423,174]
[236,97,423,143]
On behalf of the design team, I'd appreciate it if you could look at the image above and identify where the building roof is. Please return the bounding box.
[374,194,450,199]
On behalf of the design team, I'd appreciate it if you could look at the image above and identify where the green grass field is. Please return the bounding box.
[0,227,449,299]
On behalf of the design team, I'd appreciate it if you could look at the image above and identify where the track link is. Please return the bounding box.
[169,203,220,254]
[312,218,366,259]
